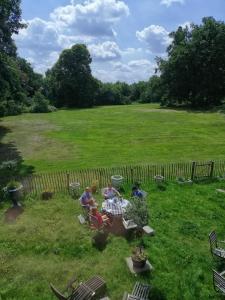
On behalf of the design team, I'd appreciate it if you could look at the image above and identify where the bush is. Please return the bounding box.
[31,91,56,113]
[124,196,149,227]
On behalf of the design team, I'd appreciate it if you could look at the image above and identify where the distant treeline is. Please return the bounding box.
[1,1,225,116]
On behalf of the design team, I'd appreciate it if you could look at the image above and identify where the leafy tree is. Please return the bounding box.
[95,81,132,106]
[0,0,26,56]
[157,17,225,108]
[46,44,98,108]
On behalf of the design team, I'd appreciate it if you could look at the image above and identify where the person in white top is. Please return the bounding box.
[102,183,121,199]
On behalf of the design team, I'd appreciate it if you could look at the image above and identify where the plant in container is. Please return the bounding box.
[176,177,192,185]
[6,180,23,206]
[91,180,99,194]
[41,190,54,200]
[124,196,149,229]
[131,246,147,268]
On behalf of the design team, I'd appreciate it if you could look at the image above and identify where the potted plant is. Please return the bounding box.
[154,175,164,184]
[131,246,147,268]
[124,196,149,230]
[6,180,23,206]
[176,177,193,185]
[41,190,54,200]
[69,182,81,198]
[91,180,99,194]
[92,228,108,249]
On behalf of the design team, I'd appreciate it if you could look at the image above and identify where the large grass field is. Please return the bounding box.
[0,180,225,299]
[1,104,225,173]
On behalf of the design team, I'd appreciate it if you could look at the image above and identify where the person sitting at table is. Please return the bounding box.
[89,207,111,229]
[131,185,146,199]
[102,183,121,199]
[79,187,96,209]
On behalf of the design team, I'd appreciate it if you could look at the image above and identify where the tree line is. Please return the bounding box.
[1,0,225,117]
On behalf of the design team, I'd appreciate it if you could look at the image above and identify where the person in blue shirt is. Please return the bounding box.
[79,187,96,208]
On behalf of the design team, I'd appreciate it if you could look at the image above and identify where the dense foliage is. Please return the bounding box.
[0,0,50,117]
[46,44,98,108]
[1,1,225,115]
[157,17,225,108]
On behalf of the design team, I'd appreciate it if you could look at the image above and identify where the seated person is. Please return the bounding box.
[89,207,111,228]
[79,187,96,209]
[102,183,121,199]
[131,186,145,199]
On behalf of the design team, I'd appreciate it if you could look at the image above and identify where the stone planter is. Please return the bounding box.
[177,179,193,185]
[111,175,124,188]
[131,257,147,269]
[92,231,108,248]
[154,175,164,184]
[69,182,80,198]
[8,185,23,206]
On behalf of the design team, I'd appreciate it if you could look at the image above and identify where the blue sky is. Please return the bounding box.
[15,0,225,83]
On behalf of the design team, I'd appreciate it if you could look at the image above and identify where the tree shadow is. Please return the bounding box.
[0,123,35,186]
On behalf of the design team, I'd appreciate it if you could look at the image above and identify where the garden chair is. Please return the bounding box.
[89,213,104,230]
[122,282,151,300]
[212,269,225,295]
[209,231,225,259]
[50,275,106,300]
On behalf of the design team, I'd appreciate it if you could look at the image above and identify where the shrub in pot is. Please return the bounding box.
[131,246,147,268]
[6,180,23,206]
[124,196,149,229]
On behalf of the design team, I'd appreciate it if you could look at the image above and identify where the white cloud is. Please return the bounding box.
[136,25,171,54]
[160,0,184,7]
[92,59,155,83]
[88,41,121,61]
[50,0,129,37]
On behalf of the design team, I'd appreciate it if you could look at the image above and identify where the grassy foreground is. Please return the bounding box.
[0,180,225,299]
[1,104,225,173]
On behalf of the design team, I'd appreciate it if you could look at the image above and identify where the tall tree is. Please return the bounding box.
[0,0,26,56]
[47,44,98,108]
[157,17,225,108]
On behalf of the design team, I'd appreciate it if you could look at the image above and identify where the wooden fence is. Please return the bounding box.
[19,160,225,195]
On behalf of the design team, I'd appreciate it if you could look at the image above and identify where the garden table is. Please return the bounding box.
[102,198,129,216]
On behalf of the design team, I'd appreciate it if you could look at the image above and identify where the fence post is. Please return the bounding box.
[131,168,134,184]
[210,161,214,178]
[66,172,70,193]
[161,166,165,177]
[191,161,196,180]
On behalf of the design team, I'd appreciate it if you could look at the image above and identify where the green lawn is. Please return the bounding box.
[1,104,225,173]
[0,180,225,299]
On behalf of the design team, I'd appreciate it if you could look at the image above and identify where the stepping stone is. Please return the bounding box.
[125,257,153,275]
[77,214,86,224]
[100,297,110,300]
[143,225,155,236]
[216,189,225,194]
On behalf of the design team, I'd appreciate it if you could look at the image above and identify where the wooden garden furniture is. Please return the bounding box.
[209,231,225,259]
[213,269,225,295]
[50,275,106,300]
[122,282,151,300]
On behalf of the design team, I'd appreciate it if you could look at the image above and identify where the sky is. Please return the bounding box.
[15,0,225,83]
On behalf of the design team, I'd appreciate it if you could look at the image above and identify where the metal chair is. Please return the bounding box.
[213,269,225,295]
[209,231,225,259]
[122,282,151,300]
[50,275,106,300]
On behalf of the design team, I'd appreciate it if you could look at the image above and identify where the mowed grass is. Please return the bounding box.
[0,181,225,299]
[1,104,225,173]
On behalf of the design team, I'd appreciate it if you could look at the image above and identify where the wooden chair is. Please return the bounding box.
[209,231,225,259]
[213,269,225,295]
[50,276,106,300]
[123,282,151,300]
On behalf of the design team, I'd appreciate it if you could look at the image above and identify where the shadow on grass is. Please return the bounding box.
[0,123,35,186]
[149,287,167,300]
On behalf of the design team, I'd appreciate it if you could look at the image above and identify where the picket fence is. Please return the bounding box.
[19,160,225,194]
